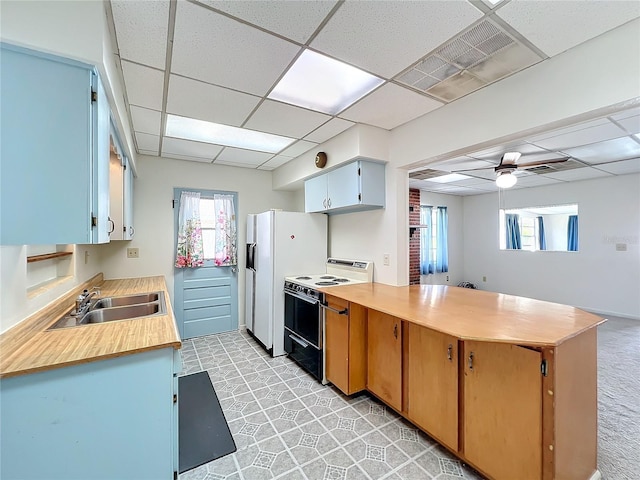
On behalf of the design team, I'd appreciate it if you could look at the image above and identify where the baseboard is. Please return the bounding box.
[589,469,602,480]
[581,307,640,321]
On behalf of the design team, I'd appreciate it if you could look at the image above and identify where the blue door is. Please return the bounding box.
[173,188,238,339]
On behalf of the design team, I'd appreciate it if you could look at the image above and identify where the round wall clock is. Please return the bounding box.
[315,152,327,169]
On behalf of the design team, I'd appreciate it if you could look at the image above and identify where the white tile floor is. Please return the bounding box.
[179,330,484,480]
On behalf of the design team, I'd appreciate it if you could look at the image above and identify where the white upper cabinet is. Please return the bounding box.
[304,159,385,215]
[0,43,110,244]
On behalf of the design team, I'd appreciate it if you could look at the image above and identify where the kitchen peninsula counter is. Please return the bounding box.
[0,274,181,378]
[320,282,605,480]
[319,282,604,346]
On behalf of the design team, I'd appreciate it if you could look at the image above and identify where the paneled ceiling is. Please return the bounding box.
[107,0,640,176]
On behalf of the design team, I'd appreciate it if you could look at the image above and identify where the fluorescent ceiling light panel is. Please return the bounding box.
[165,114,295,153]
[428,173,472,183]
[268,50,384,115]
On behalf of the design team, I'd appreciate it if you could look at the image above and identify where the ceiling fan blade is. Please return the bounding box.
[518,157,569,168]
[451,166,495,173]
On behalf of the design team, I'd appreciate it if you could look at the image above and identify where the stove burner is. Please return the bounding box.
[334,278,350,283]
[296,276,312,280]
[316,281,338,286]
[320,275,336,280]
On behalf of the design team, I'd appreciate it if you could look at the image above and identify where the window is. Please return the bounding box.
[420,205,448,274]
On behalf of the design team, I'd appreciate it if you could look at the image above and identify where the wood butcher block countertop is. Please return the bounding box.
[320,283,605,347]
[0,274,181,378]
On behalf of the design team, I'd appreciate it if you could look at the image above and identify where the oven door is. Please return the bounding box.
[284,290,322,348]
[284,329,323,381]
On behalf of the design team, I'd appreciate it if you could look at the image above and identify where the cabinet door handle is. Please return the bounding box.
[107,217,115,234]
[323,198,327,209]
[129,226,135,236]
[328,198,331,208]
[393,323,398,339]
[447,344,453,361]
[468,351,474,371]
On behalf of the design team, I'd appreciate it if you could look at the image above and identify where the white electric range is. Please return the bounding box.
[283,258,373,383]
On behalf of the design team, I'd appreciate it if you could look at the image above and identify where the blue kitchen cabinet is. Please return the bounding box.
[304,159,386,214]
[0,43,110,244]
[0,347,181,480]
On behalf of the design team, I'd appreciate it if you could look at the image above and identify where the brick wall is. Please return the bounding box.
[409,188,421,285]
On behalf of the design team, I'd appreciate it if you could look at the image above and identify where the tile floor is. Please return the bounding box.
[179,330,484,480]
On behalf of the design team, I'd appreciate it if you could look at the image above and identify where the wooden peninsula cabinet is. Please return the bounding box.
[319,283,604,480]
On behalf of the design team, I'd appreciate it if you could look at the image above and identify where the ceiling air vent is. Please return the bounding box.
[524,159,586,174]
[409,168,450,180]
[396,19,542,103]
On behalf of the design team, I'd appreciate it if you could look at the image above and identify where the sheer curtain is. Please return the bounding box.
[537,216,546,251]
[435,206,448,273]
[420,206,433,274]
[213,194,237,266]
[567,215,578,251]
[505,213,522,249]
[175,191,204,268]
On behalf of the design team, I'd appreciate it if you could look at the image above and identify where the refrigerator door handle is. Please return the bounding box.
[246,243,256,271]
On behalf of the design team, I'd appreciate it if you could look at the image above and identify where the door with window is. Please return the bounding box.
[173,188,238,339]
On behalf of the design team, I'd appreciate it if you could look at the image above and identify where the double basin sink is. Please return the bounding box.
[48,291,166,329]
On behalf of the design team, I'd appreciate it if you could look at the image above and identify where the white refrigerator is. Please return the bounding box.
[245,210,327,356]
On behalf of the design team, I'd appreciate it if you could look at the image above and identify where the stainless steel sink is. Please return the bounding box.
[79,303,161,324]
[92,292,160,309]
[47,291,166,330]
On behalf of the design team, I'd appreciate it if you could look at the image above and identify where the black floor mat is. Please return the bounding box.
[179,371,236,473]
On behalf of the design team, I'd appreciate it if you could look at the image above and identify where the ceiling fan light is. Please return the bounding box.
[496,171,517,188]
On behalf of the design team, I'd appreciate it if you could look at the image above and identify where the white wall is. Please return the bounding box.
[99,155,300,328]
[0,244,104,333]
[462,174,640,319]
[419,192,464,287]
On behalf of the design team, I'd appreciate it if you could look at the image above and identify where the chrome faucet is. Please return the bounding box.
[73,287,100,317]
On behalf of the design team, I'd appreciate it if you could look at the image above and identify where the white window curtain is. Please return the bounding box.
[212,194,237,266]
[175,191,204,268]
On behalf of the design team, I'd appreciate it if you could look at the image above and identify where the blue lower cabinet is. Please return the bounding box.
[0,347,179,480]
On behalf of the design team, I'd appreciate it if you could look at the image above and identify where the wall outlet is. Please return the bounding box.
[446,275,449,282]
[616,243,627,251]
[483,276,487,282]
[383,253,390,266]
[127,247,139,258]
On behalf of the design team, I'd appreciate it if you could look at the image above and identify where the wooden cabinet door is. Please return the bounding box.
[407,324,458,451]
[367,310,402,411]
[325,296,349,394]
[464,341,542,480]
[325,298,366,395]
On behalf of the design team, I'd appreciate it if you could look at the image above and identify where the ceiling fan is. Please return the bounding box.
[454,152,570,188]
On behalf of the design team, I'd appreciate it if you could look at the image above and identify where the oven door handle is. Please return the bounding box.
[285,290,320,305]
[320,302,349,316]
[288,333,310,348]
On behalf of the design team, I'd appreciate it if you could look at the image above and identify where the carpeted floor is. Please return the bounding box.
[597,315,640,480]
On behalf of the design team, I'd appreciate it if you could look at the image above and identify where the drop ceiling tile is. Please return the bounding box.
[562,137,640,164]
[340,83,443,130]
[543,167,612,182]
[216,147,273,166]
[121,61,165,110]
[512,175,563,187]
[310,1,482,78]
[162,153,214,163]
[196,0,337,44]
[615,115,640,135]
[529,122,627,151]
[111,0,169,69]
[216,160,260,169]
[245,100,331,138]
[304,118,355,143]
[455,176,494,187]
[162,137,223,161]
[171,1,301,96]
[138,149,159,157]
[166,75,260,127]
[258,154,295,170]
[135,132,160,153]
[496,1,640,57]
[279,140,318,157]
[468,142,549,161]
[594,158,640,175]
[130,106,161,136]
